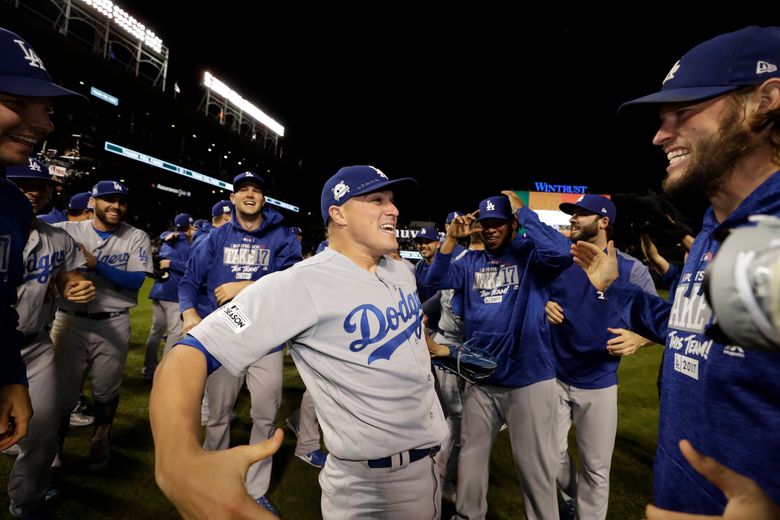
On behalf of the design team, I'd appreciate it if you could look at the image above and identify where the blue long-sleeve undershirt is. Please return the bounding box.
[95,261,146,290]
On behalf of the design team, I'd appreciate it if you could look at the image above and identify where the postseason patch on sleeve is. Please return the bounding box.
[218,302,252,333]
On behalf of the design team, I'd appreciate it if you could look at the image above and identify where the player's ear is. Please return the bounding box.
[756,78,780,112]
[329,205,347,226]
[229,192,236,204]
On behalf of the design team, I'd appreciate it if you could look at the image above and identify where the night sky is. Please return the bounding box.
[49,6,780,223]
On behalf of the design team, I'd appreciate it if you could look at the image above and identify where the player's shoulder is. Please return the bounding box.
[616,249,645,268]
[37,219,76,242]
[117,222,150,241]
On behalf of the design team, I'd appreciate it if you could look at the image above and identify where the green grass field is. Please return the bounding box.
[0,280,663,519]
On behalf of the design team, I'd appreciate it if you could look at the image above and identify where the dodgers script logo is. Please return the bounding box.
[343,288,422,364]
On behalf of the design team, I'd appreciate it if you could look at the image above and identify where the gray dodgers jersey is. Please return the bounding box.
[55,220,152,312]
[191,248,448,460]
[16,220,85,335]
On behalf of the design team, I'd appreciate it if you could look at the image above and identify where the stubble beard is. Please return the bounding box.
[663,106,758,203]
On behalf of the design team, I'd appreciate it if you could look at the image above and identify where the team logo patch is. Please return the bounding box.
[219,303,251,333]
[663,60,681,84]
[332,181,350,201]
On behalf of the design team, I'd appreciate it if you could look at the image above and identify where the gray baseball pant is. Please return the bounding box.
[8,336,59,515]
[293,389,321,456]
[203,349,283,499]
[320,452,440,520]
[143,299,183,374]
[555,380,617,520]
[52,311,131,414]
[433,365,464,495]
[454,378,559,520]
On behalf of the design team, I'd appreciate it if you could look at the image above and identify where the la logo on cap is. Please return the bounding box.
[13,39,46,70]
[332,181,350,201]
[113,182,123,191]
[576,195,585,203]
[663,61,681,84]
[28,159,41,172]
[486,201,495,211]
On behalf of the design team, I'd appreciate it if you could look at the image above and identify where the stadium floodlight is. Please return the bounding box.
[77,0,164,54]
[203,72,285,137]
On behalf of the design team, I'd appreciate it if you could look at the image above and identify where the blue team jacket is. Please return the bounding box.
[550,251,655,389]
[427,206,572,388]
[149,232,191,302]
[607,170,780,514]
[1,175,33,385]
[179,206,302,316]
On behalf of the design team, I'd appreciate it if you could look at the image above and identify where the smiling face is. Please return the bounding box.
[479,218,516,253]
[12,178,52,215]
[415,238,440,262]
[230,181,265,219]
[568,210,603,243]
[653,93,757,201]
[337,190,399,257]
[92,195,128,229]
[0,93,54,166]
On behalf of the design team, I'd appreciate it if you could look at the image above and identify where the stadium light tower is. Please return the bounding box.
[21,0,170,91]
[201,71,285,156]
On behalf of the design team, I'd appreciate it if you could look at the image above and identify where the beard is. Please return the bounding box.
[663,105,758,202]
[569,218,599,243]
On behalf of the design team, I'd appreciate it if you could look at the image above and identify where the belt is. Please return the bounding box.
[367,446,440,469]
[60,309,128,320]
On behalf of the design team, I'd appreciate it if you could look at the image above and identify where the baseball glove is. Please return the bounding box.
[432,339,498,383]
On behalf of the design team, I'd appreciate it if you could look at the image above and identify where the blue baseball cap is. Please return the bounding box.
[413,226,439,243]
[174,213,193,230]
[446,211,461,225]
[91,180,129,198]
[0,28,84,99]
[68,191,91,211]
[320,165,417,223]
[6,157,55,183]
[289,226,303,235]
[193,219,209,229]
[621,26,780,111]
[477,195,513,222]
[211,199,233,217]
[233,171,266,192]
[559,194,616,223]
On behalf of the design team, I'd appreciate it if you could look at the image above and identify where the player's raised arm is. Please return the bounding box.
[150,345,282,519]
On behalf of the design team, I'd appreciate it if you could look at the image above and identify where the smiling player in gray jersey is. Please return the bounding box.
[52,180,151,470]
[151,165,449,520]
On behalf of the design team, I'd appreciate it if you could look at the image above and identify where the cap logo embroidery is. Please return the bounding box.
[576,195,584,203]
[486,201,495,211]
[756,60,778,74]
[369,166,388,180]
[332,180,350,201]
[13,39,46,70]
[28,159,41,172]
[601,207,607,214]
[663,60,681,84]
[113,182,123,191]
[223,205,230,212]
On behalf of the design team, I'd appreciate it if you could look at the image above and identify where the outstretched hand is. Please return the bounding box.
[159,429,284,520]
[645,440,780,520]
[446,211,478,240]
[571,240,618,292]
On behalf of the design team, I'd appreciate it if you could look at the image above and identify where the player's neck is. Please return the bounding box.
[92,218,119,232]
[329,237,381,272]
[236,211,262,232]
[709,154,780,222]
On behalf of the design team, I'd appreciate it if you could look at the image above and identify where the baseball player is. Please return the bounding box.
[0,26,84,462]
[178,172,301,512]
[545,194,655,520]
[142,213,194,380]
[571,26,780,516]
[431,218,484,503]
[6,158,95,517]
[151,165,449,520]
[51,180,152,470]
[192,199,233,248]
[427,192,572,520]
[39,191,93,224]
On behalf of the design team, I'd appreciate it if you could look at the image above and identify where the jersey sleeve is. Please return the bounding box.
[274,232,303,271]
[189,269,318,376]
[61,231,86,271]
[127,230,153,274]
[515,206,573,275]
[179,235,214,313]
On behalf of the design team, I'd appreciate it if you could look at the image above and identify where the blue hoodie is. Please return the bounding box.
[427,206,572,387]
[605,170,780,514]
[149,232,191,303]
[179,206,302,316]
